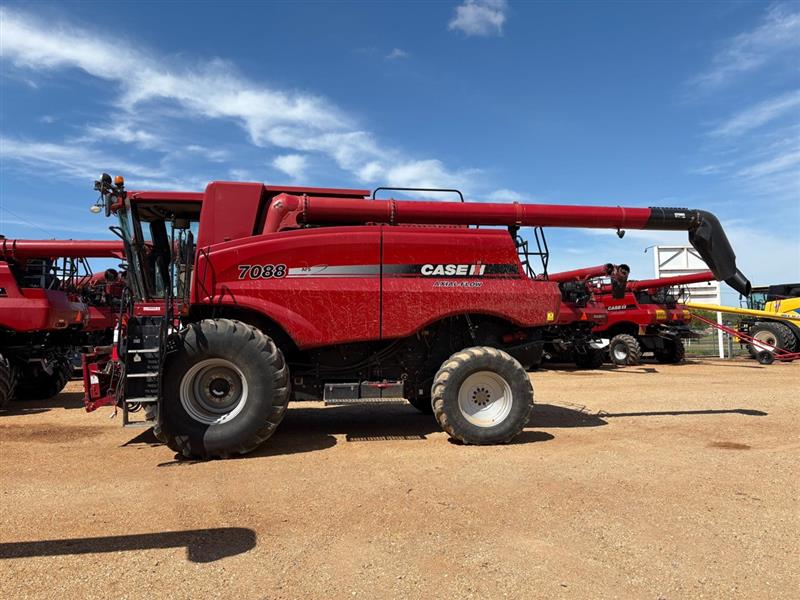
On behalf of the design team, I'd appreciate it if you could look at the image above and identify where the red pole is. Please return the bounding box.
[0,239,125,259]
[541,264,616,283]
[626,271,715,292]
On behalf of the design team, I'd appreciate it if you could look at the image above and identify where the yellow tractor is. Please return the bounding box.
[737,283,800,354]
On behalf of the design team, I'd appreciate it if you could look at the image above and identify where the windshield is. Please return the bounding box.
[116,203,149,301]
[747,291,768,311]
[115,199,200,302]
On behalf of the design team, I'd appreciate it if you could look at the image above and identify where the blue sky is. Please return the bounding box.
[1,1,798,301]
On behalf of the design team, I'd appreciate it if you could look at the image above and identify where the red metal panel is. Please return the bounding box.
[194,226,381,348]
[380,227,561,339]
[196,182,263,248]
[0,266,86,332]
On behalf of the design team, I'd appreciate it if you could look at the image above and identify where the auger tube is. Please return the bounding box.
[265,195,751,295]
[0,239,125,260]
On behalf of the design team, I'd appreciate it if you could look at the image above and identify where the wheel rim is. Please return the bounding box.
[179,358,248,425]
[457,371,513,428]
[612,345,629,362]
[752,331,778,351]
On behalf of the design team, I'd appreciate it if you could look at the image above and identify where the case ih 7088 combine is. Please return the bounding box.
[89,174,750,458]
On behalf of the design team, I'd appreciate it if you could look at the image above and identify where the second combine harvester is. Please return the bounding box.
[89,175,750,458]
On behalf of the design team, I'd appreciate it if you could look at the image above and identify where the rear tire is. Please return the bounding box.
[749,322,796,354]
[407,395,433,414]
[574,348,605,369]
[655,338,685,364]
[0,355,18,411]
[432,347,533,445]
[159,319,290,459]
[15,358,72,401]
[608,334,642,366]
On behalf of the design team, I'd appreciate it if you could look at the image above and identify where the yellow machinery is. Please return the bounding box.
[684,282,800,354]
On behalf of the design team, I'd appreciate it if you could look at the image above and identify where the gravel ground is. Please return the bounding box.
[1,359,798,599]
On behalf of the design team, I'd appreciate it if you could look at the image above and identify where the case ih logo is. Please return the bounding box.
[420,264,487,277]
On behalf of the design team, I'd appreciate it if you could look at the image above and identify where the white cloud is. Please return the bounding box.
[272,154,309,180]
[386,48,409,60]
[0,136,202,189]
[448,0,508,37]
[710,89,800,138]
[487,188,525,202]
[691,4,800,92]
[737,148,800,178]
[0,9,473,191]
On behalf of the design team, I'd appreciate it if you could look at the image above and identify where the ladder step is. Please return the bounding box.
[126,396,158,404]
[325,397,407,406]
[126,372,159,378]
[123,421,156,429]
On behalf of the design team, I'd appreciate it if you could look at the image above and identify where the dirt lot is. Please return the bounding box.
[1,359,798,599]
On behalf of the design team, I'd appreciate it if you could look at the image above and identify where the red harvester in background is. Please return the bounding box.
[590,270,717,365]
[0,237,124,409]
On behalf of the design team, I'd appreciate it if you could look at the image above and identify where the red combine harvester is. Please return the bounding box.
[0,238,124,409]
[88,174,749,458]
[591,270,717,365]
[536,263,630,368]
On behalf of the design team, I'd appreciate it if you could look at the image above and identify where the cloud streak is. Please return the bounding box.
[690,4,800,92]
[710,89,800,138]
[0,9,476,191]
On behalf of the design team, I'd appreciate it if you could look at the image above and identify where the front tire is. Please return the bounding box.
[0,355,18,411]
[432,347,533,445]
[159,319,290,459]
[608,334,642,366]
[574,348,605,369]
[15,358,72,401]
[655,338,685,364]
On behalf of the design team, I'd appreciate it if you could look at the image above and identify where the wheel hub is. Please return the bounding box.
[457,371,513,428]
[179,358,249,425]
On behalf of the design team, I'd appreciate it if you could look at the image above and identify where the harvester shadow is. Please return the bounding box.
[598,408,767,418]
[3,391,86,415]
[540,364,661,375]
[0,527,256,563]
[259,402,602,453]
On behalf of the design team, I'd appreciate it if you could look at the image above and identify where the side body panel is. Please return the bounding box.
[381,227,561,339]
[193,226,562,349]
[194,227,382,348]
[0,265,86,332]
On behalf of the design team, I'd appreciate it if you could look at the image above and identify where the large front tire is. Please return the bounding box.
[15,358,72,401]
[432,347,533,445]
[0,355,18,411]
[655,338,685,364]
[574,347,605,369]
[159,319,290,459]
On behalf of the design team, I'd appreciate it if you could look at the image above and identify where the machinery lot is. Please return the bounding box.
[1,360,798,599]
